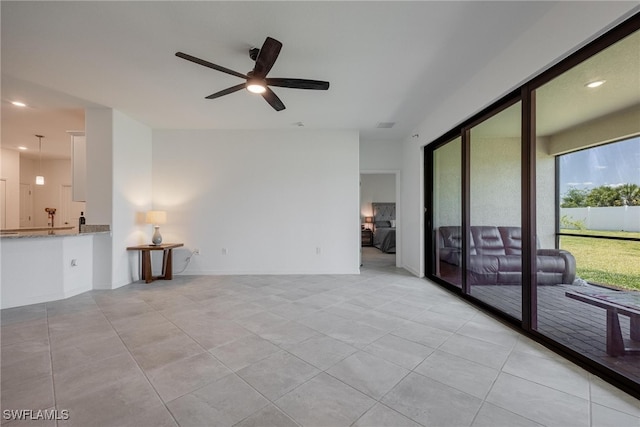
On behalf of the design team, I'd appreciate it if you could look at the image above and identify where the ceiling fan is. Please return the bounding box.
[176,37,330,111]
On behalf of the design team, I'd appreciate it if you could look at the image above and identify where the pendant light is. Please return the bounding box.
[35,134,45,185]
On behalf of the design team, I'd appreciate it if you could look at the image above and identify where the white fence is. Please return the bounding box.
[560,206,640,232]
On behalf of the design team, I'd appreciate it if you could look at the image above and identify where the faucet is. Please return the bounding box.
[45,208,56,228]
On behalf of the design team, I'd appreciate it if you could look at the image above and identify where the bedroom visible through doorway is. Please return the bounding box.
[360,172,398,267]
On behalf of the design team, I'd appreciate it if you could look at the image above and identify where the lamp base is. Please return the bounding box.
[151,226,163,245]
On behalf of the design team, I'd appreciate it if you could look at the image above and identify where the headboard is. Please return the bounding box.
[372,202,396,228]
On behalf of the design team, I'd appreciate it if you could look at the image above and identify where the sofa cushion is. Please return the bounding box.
[439,226,462,249]
[470,226,506,256]
[498,227,522,255]
[498,255,521,272]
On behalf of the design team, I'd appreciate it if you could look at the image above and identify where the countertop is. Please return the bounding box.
[0,225,110,239]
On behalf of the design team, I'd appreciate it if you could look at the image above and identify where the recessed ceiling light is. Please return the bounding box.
[585,80,606,88]
[17,146,27,150]
[11,101,27,107]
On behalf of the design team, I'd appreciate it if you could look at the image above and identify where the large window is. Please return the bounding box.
[535,28,639,386]
[557,137,640,290]
[425,16,640,397]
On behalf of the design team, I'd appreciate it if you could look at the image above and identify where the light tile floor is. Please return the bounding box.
[1,248,639,426]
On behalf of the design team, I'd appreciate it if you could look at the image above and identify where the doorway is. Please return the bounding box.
[360,171,401,268]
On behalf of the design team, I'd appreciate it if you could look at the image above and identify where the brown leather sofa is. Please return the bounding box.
[437,226,576,285]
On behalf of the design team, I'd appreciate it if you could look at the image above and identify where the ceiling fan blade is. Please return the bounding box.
[253,37,282,78]
[261,87,286,111]
[205,83,246,99]
[176,52,247,80]
[266,78,330,90]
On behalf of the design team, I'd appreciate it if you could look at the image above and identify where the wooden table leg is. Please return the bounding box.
[163,249,173,280]
[606,309,625,356]
[141,250,153,284]
[631,316,639,342]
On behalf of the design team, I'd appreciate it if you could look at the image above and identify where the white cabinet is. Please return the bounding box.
[69,131,86,202]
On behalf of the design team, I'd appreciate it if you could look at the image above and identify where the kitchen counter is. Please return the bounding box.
[0,225,110,239]
[1,227,111,309]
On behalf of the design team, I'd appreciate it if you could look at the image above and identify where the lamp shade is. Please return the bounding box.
[145,210,167,225]
[365,217,374,224]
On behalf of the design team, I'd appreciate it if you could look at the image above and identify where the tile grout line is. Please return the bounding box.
[91,293,182,427]
[44,303,59,427]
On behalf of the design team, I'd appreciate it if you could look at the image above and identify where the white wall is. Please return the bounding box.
[86,108,114,226]
[401,136,423,276]
[111,110,152,287]
[401,3,638,277]
[152,129,360,275]
[85,108,152,289]
[86,108,114,288]
[360,174,395,219]
[360,140,402,170]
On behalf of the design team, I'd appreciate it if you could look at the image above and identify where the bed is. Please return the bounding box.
[372,202,396,253]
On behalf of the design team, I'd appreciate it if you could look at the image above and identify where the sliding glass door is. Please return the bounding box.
[432,137,462,288]
[468,102,522,320]
[534,27,640,385]
[424,15,639,396]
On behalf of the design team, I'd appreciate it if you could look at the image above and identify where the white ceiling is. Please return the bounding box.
[1,2,637,159]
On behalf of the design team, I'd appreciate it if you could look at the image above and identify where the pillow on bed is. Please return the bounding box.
[375,221,391,228]
[390,220,396,227]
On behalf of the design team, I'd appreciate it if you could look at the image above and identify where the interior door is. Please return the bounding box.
[20,183,33,227]
[0,179,6,229]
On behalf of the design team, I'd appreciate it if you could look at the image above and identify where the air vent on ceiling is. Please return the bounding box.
[376,122,395,129]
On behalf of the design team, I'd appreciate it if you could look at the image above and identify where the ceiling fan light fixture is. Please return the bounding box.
[246,80,267,94]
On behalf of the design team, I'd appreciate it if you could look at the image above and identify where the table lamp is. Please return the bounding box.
[146,210,167,245]
[365,216,374,230]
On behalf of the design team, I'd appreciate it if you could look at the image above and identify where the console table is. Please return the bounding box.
[127,243,184,283]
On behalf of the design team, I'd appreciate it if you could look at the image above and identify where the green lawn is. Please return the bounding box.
[559,229,640,291]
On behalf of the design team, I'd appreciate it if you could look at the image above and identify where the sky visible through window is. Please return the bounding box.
[559,136,640,196]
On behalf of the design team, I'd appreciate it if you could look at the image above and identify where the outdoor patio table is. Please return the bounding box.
[565,289,640,357]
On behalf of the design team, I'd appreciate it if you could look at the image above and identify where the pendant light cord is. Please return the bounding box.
[36,134,44,182]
